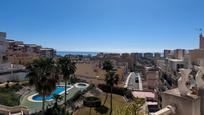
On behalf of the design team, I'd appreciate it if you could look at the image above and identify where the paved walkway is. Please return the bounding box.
[0,82,16,87]
[20,85,82,114]
[0,105,29,115]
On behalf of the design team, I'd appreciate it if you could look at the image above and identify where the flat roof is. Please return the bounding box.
[147,101,158,105]
[167,58,183,62]
[18,44,25,47]
[164,88,199,100]
[132,91,155,98]
[40,48,54,50]
[25,44,40,47]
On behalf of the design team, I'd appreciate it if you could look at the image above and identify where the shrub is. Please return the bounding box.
[95,105,109,114]
[83,96,101,108]
[12,84,23,91]
[98,84,133,98]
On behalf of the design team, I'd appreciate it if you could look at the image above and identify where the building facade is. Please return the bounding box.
[174,49,185,60]
[0,32,8,63]
[164,50,171,58]
[144,53,154,59]
[0,32,56,65]
[200,34,204,49]
[154,53,161,59]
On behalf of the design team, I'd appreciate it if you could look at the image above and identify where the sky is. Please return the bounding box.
[0,0,204,53]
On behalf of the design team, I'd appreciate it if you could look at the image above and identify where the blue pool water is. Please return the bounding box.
[32,86,66,101]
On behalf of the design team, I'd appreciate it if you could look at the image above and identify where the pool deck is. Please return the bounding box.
[20,85,82,114]
[27,85,74,103]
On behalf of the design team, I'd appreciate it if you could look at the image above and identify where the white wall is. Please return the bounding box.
[0,72,27,82]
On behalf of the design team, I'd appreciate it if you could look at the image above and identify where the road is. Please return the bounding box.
[124,72,143,91]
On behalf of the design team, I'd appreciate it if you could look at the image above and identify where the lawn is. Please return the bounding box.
[0,84,22,106]
[75,93,126,115]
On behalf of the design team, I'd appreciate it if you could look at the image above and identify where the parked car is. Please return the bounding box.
[135,77,139,83]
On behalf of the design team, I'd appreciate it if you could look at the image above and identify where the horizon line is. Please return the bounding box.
[57,50,164,54]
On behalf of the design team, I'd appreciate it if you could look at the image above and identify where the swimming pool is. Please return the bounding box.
[28,85,73,102]
[32,86,65,101]
[74,83,89,91]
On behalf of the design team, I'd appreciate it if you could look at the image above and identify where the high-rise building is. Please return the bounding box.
[174,49,185,59]
[154,53,161,59]
[164,50,171,58]
[0,32,7,53]
[135,53,143,59]
[0,32,7,63]
[144,53,153,59]
[200,34,204,49]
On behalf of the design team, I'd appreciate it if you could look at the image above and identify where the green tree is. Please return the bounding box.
[57,56,76,114]
[26,57,57,114]
[102,60,119,115]
[113,98,145,115]
[106,71,119,115]
[102,60,113,106]
[103,60,114,72]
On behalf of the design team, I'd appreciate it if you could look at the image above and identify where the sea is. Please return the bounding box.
[57,51,98,57]
[57,51,163,57]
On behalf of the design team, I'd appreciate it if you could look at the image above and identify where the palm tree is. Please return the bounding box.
[106,71,119,115]
[102,60,114,105]
[113,98,145,115]
[102,60,114,72]
[102,60,119,115]
[26,57,57,114]
[57,56,76,113]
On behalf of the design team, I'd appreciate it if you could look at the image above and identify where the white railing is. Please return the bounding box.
[0,105,29,115]
[150,105,176,115]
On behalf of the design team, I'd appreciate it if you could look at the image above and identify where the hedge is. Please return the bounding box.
[97,84,133,99]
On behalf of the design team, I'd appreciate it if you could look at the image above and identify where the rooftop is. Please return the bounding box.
[132,91,155,98]
[163,88,199,100]
[40,48,54,50]
[167,58,183,62]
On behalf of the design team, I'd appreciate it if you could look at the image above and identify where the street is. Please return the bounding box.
[124,72,143,91]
